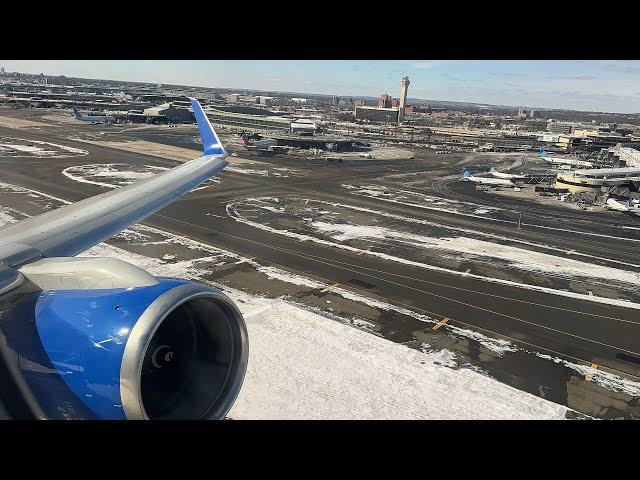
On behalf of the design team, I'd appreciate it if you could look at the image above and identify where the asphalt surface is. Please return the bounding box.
[2,108,640,417]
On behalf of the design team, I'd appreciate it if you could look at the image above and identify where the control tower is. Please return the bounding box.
[398,76,410,123]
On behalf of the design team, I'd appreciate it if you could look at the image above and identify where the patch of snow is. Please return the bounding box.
[0,138,88,158]
[535,353,640,398]
[1,181,635,407]
[223,286,571,420]
[307,198,640,270]
[345,184,640,244]
[226,166,270,176]
[227,200,640,310]
[62,164,169,189]
[0,206,24,227]
[84,243,570,418]
[310,220,640,288]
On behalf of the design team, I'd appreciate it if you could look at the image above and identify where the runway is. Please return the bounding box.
[1,109,639,418]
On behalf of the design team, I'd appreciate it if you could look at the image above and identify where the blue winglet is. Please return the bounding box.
[189,97,226,156]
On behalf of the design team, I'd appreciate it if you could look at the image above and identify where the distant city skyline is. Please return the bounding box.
[1,60,640,114]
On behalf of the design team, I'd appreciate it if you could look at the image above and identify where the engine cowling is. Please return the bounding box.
[7,258,248,420]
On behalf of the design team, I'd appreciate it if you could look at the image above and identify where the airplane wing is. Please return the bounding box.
[0,98,228,267]
[0,98,249,421]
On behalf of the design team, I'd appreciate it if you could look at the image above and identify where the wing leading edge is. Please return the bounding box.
[0,97,227,267]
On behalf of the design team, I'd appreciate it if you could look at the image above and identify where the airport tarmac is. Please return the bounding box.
[1,107,640,419]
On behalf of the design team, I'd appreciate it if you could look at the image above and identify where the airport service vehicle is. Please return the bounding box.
[539,148,593,168]
[72,107,116,124]
[461,168,520,188]
[241,132,278,151]
[489,167,527,180]
[0,98,248,420]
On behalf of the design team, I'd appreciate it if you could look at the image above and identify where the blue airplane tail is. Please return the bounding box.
[539,147,548,158]
[462,168,471,178]
[72,107,82,119]
[189,97,226,156]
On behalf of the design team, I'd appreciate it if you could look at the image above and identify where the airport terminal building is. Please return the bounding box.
[354,106,400,124]
[555,167,640,193]
[203,107,292,132]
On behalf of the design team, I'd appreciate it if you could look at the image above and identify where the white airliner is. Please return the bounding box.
[607,197,631,212]
[539,149,593,168]
[72,108,116,124]
[461,169,520,188]
[489,167,527,180]
[241,132,278,151]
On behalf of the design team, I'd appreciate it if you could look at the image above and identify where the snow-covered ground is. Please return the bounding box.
[225,165,303,177]
[0,138,88,158]
[227,198,640,310]
[62,163,219,190]
[225,287,571,420]
[343,183,503,219]
[309,220,640,288]
[82,241,573,420]
[345,183,640,244]
[62,163,170,188]
[2,181,640,407]
[7,180,640,418]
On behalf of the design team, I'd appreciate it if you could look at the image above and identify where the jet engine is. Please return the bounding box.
[0,257,248,420]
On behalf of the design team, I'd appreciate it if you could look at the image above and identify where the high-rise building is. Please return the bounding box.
[0,67,5,75]
[398,76,410,123]
[378,92,392,108]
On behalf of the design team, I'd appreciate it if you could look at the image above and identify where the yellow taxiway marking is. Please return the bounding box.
[463,268,471,276]
[321,282,341,293]
[432,317,450,331]
[356,250,368,256]
[585,363,599,381]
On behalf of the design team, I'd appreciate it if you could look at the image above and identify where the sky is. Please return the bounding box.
[2,60,640,113]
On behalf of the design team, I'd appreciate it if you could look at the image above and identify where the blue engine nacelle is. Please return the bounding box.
[8,260,249,420]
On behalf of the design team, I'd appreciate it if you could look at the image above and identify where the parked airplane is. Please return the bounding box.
[72,107,116,124]
[462,168,520,188]
[606,197,635,212]
[241,132,278,151]
[539,148,593,168]
[0,98,248,420]
[489,167,527,180]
